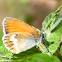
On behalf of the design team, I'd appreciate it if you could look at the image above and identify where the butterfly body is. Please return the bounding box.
[2,17,42,54]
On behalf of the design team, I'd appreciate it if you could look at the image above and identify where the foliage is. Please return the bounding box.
[40,6,62,55]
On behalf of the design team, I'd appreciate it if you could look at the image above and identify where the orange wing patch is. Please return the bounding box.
[3,34,22,54]
[3,17,40,38]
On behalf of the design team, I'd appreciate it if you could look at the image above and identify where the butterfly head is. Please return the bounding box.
[34,33,46,46]
[41,33,46,40]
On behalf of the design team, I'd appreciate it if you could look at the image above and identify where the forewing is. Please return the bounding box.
[3,17,40,38]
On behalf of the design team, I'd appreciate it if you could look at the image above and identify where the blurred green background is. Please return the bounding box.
[0,0,62,62]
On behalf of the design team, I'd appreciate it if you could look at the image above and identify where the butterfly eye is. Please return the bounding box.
[15,33,19,36]
[41,33,46,39]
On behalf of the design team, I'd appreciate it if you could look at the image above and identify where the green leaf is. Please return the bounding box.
[17,53,60,62]
[40,6,62,55]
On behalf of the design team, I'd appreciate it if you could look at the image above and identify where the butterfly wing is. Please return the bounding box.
[2,17,41,54]
[3,17,40,38]
[2,32,38,54]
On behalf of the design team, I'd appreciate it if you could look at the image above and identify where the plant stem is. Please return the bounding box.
[54,42,62,62]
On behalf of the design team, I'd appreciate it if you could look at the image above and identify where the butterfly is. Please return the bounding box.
[2,17,43,54]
